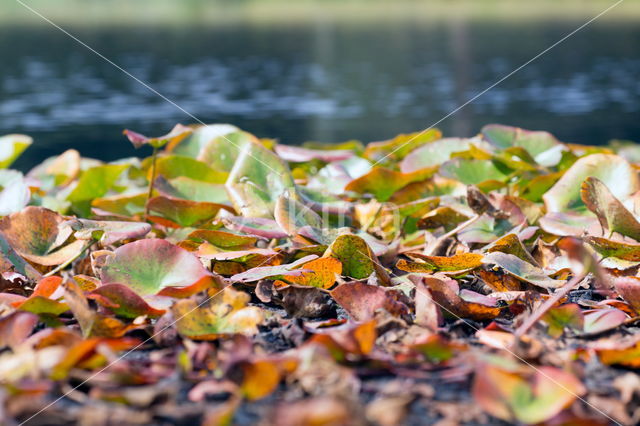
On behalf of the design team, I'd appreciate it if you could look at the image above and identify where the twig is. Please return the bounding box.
[512,272,585,341]
[425,214,480,255]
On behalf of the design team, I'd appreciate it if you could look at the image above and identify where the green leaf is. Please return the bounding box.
[0,134,32,168]
[67,164,129,216]
[439,158,508,185]
[482,124,564,166]
[225,139,295,218]
[543,154,639,213]
[400,137,484,172]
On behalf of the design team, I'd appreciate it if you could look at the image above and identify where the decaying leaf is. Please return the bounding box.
[172,287,263,339]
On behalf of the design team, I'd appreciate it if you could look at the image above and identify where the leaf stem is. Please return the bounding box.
[44,240,94,278]
[145,146,159,220]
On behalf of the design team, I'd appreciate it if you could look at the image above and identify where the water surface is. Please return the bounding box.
[1,3,640,169]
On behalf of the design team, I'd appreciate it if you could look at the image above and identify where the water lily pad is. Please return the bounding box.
[64,218,151,245]
[544,154,639,212]
[154,176,230,204]
[0,170,30,216]
[92,193,147,218]
[0,134,32,168]
[147,195,233,228]
[482,124,564,166]
[345,166,437,202]
[222,216,288,239]
[152,155,227,183]
[274,193,323,237]
[100,239,213,295]
[67,164,130,216]
[124,124,192,149]
[0,206,86,266]
[275,145,353,163]
[225,139,296,218]
[440,158,508,185]
[165,123,237,157]
[186,229,258,251]
[400,137,484,172]
[172,287,263,339]
[88,284,166,319]
[363,129,441,164]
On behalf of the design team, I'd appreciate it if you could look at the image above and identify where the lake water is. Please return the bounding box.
[2,2,640,169]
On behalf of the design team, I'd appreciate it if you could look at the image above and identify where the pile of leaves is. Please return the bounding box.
[1,124,640,425]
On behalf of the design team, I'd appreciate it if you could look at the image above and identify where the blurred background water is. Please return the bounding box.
[2,0,640,169]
